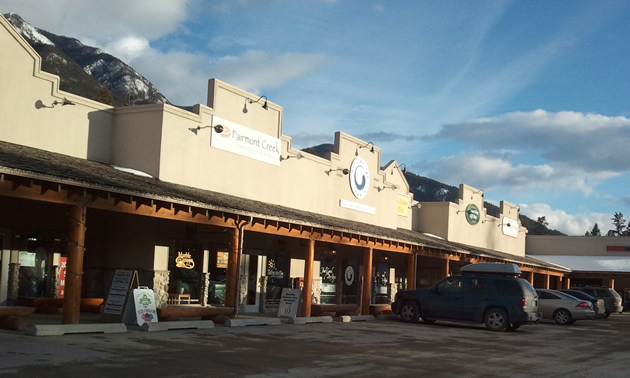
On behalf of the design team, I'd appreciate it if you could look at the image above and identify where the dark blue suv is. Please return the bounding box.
[391,263,541,331]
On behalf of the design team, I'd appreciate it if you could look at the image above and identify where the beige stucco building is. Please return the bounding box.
[0,14,566,324]
[527,235,630,305]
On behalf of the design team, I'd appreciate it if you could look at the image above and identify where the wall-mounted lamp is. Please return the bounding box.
[470,189,484,200]
[280,152,303,161]
[189,124,225,135]
[391,163,407,175]
[355,142,374,156]
[35,97,76,109]
[499,222,512,228]
[378,184,398,192]
[327,167,349,175]
[243,95,268,113]
[456,209,473,215]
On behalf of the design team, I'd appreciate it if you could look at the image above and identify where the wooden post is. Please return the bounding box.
[224,227,239,311]
[528,271,534,286]
[301,239,315,317]
[62,205,86,324]
[361,247,372,315]
[544,273,550,289]
[564,276,570,289]
[406,253,415,290]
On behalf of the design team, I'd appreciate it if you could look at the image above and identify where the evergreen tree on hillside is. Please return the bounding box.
[533,216,550,235]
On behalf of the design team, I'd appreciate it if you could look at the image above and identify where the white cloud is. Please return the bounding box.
[3,0,194,46]
[105,36,151,62]
[426,153,618,196]
[208,50,337,95]
[520,203,613,236]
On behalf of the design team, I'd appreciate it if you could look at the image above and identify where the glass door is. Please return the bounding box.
[243,254,263,312]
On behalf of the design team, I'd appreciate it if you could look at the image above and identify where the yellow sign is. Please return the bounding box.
[397,194,409,217]
[175,251,195,269]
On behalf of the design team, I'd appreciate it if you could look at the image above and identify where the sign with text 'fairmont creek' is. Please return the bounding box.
[211,116,281,166]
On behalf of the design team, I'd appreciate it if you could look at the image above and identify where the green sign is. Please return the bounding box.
[465,204,480,225]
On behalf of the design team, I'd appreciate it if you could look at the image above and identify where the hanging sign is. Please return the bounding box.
[277,288,301,318]
[57,257,67,298]
[123,287,158,326]
[397,194,409,218]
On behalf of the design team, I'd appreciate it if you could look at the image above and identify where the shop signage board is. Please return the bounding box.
[277,288,301,318]
[123,287,158,326]
[101,269,138,322]
[57,257,67,298]
[502,217,519,238]
[211,116,281,166]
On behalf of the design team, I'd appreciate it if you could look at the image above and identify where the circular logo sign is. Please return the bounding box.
[344,266,355,286]
[465,204,480,225]
[349,157,370,199]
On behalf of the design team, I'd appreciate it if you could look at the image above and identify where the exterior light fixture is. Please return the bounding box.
[355,142,374,156]
[280,152,303,161]
[188,124,225,135]
[457,209,473,215]
[391,163,406,175]
[471,189,483,199]
[327,168,349,175]
[378,184,398,192]
[35,97,76,109]
[244,95,268,113]
[53,97,75,107]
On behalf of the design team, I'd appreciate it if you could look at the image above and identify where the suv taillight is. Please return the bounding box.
[521,298,527,310]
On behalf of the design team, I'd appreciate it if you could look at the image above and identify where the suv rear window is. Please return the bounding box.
[495,279,522,296]
[595,289,611,297]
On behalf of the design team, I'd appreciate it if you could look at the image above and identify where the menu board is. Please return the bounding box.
[103,270,134,315]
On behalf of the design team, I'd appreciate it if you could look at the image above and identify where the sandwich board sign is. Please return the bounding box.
[123,286,158,326]
[277,288,301,318]
[101,269,137,323]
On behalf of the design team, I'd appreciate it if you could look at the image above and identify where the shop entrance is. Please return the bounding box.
[242,254,264,312]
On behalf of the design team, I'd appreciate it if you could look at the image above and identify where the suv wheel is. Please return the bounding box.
[554,309,572,325]
[484,308,509,332]
[400,301,420,323]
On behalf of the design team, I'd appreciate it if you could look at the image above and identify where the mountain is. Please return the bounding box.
[4,13,169,107]
[302,144,562,235]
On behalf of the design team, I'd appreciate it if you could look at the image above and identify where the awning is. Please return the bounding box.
[527,255,630,273]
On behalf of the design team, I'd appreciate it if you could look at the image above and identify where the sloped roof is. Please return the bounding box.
[528,255,630,273]
[0,140,560,270]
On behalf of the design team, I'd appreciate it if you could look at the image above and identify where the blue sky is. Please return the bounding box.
[3,0,630,235]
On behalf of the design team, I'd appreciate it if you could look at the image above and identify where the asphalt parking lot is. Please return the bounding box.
[1,313,629,377]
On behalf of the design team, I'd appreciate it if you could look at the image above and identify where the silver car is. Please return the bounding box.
[536,289,596,325]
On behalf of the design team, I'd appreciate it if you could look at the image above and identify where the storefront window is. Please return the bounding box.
[208,250,227,305]
[372,262,389,304]
[168,242,203,303]
[17,235,48,298]
[320,258,336,304]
